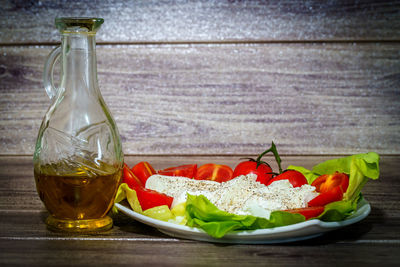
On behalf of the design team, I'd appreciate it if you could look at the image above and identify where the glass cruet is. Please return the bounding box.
[33,18,123,232]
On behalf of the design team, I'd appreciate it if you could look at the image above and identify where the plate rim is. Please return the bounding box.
[115,198,370,243]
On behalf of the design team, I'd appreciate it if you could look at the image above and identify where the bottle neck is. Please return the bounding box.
[60,33,99,95]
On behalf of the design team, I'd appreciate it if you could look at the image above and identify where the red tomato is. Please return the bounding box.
[158,164,197,178]
[122,163,143,189]
[232,161,273,185]
[266,170,307,188]
[286,206,325,220]
[311,172,349,193]
[131,161,156,185]
[308,186,343,207]
[195,164,233,182]
[135,187,173,211]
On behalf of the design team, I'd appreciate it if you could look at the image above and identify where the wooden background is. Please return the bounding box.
[1,0,400,156]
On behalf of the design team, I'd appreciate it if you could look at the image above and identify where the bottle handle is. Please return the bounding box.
[43,46,61,99]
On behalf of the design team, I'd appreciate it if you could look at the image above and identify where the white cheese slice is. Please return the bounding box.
[145,173,318,219]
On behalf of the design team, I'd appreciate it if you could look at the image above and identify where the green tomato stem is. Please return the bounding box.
[256,141,283,174]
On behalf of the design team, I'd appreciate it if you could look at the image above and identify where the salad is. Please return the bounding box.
[114,143,380,238]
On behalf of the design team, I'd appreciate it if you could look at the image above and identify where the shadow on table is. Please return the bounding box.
[112,212,171,238]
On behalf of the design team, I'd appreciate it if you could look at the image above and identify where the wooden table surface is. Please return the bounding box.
[1,155,399,266]
[1,1,399,265]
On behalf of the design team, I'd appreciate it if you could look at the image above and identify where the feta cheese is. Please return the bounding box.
[145,174,318,219]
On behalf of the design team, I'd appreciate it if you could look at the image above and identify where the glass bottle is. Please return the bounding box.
[33,18,123,232]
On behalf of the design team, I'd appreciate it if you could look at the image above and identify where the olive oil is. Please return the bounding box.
[34,161,122,232]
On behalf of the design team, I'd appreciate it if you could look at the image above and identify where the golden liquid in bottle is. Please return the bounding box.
[34,160,122,232]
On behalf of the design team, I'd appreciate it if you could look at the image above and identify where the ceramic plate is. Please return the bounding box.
[115,198,370,244]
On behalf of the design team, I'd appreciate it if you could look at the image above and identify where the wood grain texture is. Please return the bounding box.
[1,238,399,266]
[1,44,399,155]
[0,155,399,266]
[1,238,400,266]
[1,0,400,44]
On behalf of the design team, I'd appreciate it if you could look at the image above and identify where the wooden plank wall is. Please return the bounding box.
[0,0,399,155]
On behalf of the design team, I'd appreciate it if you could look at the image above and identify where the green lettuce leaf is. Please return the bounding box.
[114,183,143,213]
[288,152,379,200]
[185,194,305,238]
[317,194,361,221]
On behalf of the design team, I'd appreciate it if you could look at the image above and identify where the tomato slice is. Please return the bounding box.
[158,164,197,178]
[286,206,325,220]
[308,186,343,207]
[131,161,156,185]
[125,162,174,210]
[135,187,173,211]
[232,161,273,185]
[266,170,308,188]
[122,163,144,189]
[195,164,233,182]
[311,172,349,193]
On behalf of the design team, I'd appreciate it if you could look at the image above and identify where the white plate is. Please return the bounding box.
[115,198,370,244]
